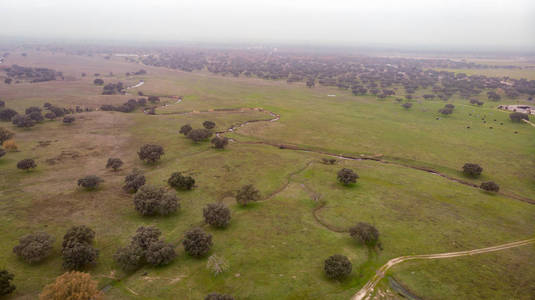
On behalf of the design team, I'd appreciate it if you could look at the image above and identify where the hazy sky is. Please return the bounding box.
[0,0,534,50]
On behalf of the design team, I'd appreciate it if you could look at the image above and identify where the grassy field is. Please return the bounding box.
[0,52,534,299]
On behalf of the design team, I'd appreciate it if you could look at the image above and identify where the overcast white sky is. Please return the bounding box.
[0,0,534,50]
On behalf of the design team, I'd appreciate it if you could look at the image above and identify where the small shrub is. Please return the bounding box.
[123,169,146,193]
[133,185,179,216]
[337,168,358,185]
[205,294,234,300]
[40,271,101,300]
[236,184,260,206]
[462,163,483,177]
[0,270,15,296]
[13,232,54,263]
[187,128,213,142]
[324,255,352,280]
[3,139,17,151]
[211,136,229,149]
[203,203,231,228]
[93,78,104,85]
[206,255,230,276]
[77,175,103,190]
[168,172,195,190]
[203,120,216,129]
[63,116,75,124]
[106,158,123,171]
[17,158,37,171]
[322,158,336,165]
[0,127,14,144]
[145,240,176,266]
[349,222,379,246]
[438,107,453,115]
[138,144,164,164]
[401,102,412,109]
[480,181,500,192]
[183,227,212,257]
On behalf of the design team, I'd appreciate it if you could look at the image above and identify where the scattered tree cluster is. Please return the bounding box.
[100,98,146,113]
[187,128,213,142]
[102,82,125,95]
[3,64,62,83]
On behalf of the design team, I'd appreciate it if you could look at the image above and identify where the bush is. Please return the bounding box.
[179,124,193,135]
[337,168,358,185]
[236,184,261,206]
[205,293,234,300]
[145,240,176,266]
[168,172,195,190]
[13,232,54,263]
[27,112,43,122]
[25,106,41,115]
[77,175,103,190]
[123,169,146,193]
[106,158,123,171]
[211,136,229,149]
[63,226,95,246]
[438,107,453,115]
[480,181,500,192]
[17,158,37,171]
[131,226,162,251]
[0,270,15,296]
[93,78,104,85]
[40,271,101,300]
[203,203,231,228]
[12,115,35,128]
[133,185,179,216]
[61,241,99,270]
[183,228,212,257]
[0,108,18,121]
[187,128,213,142]
[203,120,216,129]
[3,139,18,151]
[509,112,529,122]
[63,116,75,124]
[462,163,483,177]
[206,255,229,276]
[0,127,14,144]
[349,222,379,246]
[401,102,412,109]
[324,255,352,280]
[44,111,56,120]
[48,106,65,117]
[138,144,164,163]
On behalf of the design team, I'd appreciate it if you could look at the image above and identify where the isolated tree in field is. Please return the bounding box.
[0,108,18,121]
[13,232,54,263]
[168,172,195,190]
[462,163,483,177]
[0,127,14,144]
[349,222,379,246]
[324,254,352,280]
[337,168,358,185]
[63,116,75,124]
[0,270,15,296]
[138,144,164,163]
[40,271,101,300]
[77,175,103,190]
[206,255,230,277]
[236,184,261,206]
[44,111,56,120]
[203,203,231,228]
[133,185,179,216]
[187,128,213,142]
[12,115,35,128]
[509,112,529,123]
[179,124,193,136]
[145,240,176,266]
[106,158,123,171]
[17,158,37,171]
[203,120,216,129]
[183,227,212,257]
[123,169,146,193]
[401,102,412,109]
[93,78,104,86]
[480,181,500,192]
[438,107,453,115]
[211,136,229,149]
[25,106,41,115]
[205,293,234,300]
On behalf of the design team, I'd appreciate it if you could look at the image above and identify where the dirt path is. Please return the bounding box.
[351,238,535,300]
